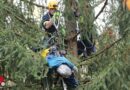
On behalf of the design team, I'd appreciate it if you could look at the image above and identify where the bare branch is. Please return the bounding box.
[95,0,108,20]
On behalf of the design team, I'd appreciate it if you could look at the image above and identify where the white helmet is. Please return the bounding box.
[57,64,72,78]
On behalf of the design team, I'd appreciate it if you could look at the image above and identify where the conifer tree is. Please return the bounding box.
[0,0,130,90]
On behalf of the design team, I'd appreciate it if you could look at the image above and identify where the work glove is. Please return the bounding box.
[59,50,67,56]
[73,66,78,73]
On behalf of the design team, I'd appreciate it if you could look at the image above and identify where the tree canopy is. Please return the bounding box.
[0,0,130,90]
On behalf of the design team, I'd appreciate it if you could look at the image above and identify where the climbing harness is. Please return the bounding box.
[49,1,66,49]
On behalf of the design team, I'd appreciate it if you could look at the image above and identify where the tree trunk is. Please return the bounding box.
[64,0,79,56]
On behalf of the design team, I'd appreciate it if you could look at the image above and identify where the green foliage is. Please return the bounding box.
[77,0,130,90]
[0,0,47,88]
[78,0,97,40]
[0,0,130,90]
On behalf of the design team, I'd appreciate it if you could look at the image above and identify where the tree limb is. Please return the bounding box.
[78,27,130,66]
[95,0,108,20]
[3,7,38,30]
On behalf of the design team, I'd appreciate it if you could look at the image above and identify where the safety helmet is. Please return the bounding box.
[48,0,58,9]
[57,64,72,78]
[41,48,50,58]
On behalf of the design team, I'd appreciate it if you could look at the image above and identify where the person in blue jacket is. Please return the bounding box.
[46,46,78,89]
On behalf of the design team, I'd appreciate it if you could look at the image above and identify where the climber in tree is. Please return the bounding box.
[77,33,96,58]
[31,0,59,52]
[41,0,59,37]
[41,45,79,89]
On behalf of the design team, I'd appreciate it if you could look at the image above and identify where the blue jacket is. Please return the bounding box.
[46,54,75,69]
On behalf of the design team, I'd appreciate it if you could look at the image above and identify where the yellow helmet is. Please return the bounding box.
[48,0,58,9]
[41,48,50,58]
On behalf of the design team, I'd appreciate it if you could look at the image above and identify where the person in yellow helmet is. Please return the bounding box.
[41,0,58,37]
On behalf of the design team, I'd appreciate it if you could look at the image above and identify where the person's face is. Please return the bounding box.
[49,8,57,15]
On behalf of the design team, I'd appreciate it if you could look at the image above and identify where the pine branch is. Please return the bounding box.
[80,62,114,86]
[78,27,130,66]
[3,7,38,30]
[0,59,7,62]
